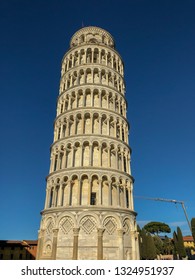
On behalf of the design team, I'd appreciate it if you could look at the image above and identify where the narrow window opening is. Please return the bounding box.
[54,155,58,171]
[122,128,125,141]
[126,189,129,208]
[60,104,63,113]
[124,157,127,172]
[49,190,53,208]
[58,127,61,140]
[91,192,96,205]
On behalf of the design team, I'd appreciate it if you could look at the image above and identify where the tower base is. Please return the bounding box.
[36,207,140,260]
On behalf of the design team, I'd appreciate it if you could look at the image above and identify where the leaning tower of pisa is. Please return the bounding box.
[36,26,140,260]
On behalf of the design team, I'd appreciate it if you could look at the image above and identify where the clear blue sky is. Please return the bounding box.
[0,0,194,240]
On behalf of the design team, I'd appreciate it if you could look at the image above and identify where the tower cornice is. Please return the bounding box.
[70,26,115,49]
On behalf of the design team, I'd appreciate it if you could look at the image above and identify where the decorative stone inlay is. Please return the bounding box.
[80,216,96,234]
[104,217,117,235]
[46,220,54,234]
[123,219,130,234]
[60,217,73,234]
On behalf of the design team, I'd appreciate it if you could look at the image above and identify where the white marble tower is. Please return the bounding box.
[36,26,140,260]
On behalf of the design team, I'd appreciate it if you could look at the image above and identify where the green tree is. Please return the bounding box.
[173,231,178,259]
[140,228,148,259]
[144,221,171,235]
[147,234,157,259]
[139,229,156,260]
[153,235,163,255]
[162,236,174,255]
[191,218,195,242]
[173,227,186,259]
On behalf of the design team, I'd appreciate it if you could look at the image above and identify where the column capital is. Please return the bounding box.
[73,228,80,235]
[97,228,104,236]
[38,229,45,238]
[52,228,59,236]
[117,229,124,237]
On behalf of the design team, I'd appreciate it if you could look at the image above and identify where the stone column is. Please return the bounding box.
[65,78,68,90]
[117,184,120,206]
[57,184,63,206]
[73,116,77,134]
[118,229,124,259]
[115,149,119,169]
[44,189,49,209]
[126,126,129,144]
[91,48,94,63]
[116,77,119,91]
[104,51,107,66]
[89,144,93,166]
[84,49,87,63]
[77,179,81,205]
[99,70,101,84]
[67,181,71,206]
[70,75,73,88]
[114,120,117,137]
[121,151,124,171]
[107,117,110,135]
[108,181,112,206]
[72,54,75,67]
[113,94,116,110]
[119,122,122,141]
[71,146,75,167]
[36,229,45,260]
[72,228,80,260]
[84,71,87,84]
[51,228,59,260]
[91,89,94,107]
[123,186,127,208]
[83,91,86,106]
[106,71,109,85]
[98,179,102,205]
[129,154,131,174]
[99,144,102,166]
[108,146,111,167]
[62,150,67,169]
[97,228,104,260]
[49,154,54,173]
[130,230,139,260]
[127,188,131,209]
[90,113,93,133]
[111,55,114,68]
[65,119,69,137]
[57,153,62,170]
[80,145,83,167]
[99,116,102,134]
[88,179,92,205]
[130,182,134,210]
[78,51,81,65]
[81,114,85,134]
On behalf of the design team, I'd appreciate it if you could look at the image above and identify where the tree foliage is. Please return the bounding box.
[173,227,186,259]
[147,234,157,259]
[139,229,157,260]
[162,236,174,255]
[144,221,171,235]
[173,231,178,259]
[191,218,195,242]
[153,235,163,255]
